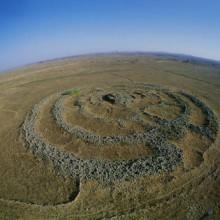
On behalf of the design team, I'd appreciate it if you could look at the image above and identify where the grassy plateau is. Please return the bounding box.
[0,54,219,220]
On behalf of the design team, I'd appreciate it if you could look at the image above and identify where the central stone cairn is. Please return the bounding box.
[22,84,218,184]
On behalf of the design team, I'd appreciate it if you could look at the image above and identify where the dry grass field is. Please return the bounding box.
[0,54,220,220]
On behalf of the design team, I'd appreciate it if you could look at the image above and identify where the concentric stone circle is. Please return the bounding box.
[22,83,218,185]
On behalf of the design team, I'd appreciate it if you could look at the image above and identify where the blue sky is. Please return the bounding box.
[0,0,220,71]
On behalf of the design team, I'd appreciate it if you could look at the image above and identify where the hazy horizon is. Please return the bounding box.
[1,0,220,72]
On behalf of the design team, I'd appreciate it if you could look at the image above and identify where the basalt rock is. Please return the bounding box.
[22,84,218,184]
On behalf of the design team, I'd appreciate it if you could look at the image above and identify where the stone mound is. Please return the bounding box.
[22,83,218,188]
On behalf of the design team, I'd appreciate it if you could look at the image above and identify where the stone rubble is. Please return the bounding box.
[22,84,218,184]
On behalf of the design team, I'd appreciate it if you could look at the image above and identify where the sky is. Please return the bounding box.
[0,0,220,72]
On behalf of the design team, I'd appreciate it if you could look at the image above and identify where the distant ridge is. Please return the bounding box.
[36,51,220,68]
[1,51,220,75]
[130,52,220,67]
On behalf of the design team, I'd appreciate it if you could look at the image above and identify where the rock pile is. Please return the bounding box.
[22,84,218,184]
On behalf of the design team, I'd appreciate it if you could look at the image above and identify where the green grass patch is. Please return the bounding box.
[62,88,80,96]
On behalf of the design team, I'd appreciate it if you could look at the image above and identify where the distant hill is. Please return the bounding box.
[38,51,220,69]
[4,52,218,75]
[110,52,220,68]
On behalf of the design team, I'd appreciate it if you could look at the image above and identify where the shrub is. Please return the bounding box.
[62,88,80,96]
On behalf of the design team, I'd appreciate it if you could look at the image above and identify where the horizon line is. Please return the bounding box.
[1,50,220,75]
